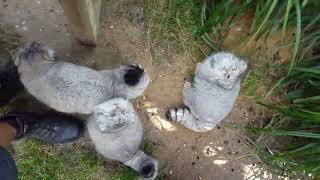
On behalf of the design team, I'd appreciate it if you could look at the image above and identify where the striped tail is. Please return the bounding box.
[165,107,214,132]
[166,107,192,123]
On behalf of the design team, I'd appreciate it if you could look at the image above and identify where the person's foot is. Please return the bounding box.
[0,112,84,144]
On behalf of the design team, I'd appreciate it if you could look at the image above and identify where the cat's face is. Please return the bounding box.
[210,52,247,89]
[92,98,134,133]
[11,42,56,68]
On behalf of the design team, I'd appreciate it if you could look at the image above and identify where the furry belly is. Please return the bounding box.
[189,89,239,123]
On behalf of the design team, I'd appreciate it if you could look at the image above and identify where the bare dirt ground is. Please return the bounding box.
[0,0,273,179]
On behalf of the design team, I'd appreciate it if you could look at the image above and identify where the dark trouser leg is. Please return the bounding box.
[0,123,18,180]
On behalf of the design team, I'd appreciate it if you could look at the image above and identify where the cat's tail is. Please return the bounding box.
[165,107,214,132]
[166,107,191,123]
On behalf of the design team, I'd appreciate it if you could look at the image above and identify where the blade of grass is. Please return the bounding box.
[264,77,286,98]
[258,102,320,122]
[293,95,320,104]
[305,13,320,30]
[282,0,293,37]
[294,67,320,75]
[272,130,320,138]
[249,0,278,43]
[287,0,301,75]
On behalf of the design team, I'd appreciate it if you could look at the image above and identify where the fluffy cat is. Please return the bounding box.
[166,52,247,132]
[87,98,158,179]
[11,42,149,114]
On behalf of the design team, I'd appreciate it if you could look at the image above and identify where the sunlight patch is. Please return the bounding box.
[213,159,228,166]
[203,146,217,157]
[146,107,176,131]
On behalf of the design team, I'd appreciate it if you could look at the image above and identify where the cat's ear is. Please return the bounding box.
[209,55,216,68]
[42,48,56,61]
[10,49,20,66]
[237,59,247,74]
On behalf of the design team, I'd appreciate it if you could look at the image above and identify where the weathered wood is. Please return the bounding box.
[59,0,101,46]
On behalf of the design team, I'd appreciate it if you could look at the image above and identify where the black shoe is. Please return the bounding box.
[0,112,84,144]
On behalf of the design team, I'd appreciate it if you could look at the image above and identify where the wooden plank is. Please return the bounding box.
[58,0,101,46]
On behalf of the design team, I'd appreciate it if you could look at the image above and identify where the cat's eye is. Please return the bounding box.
[96,112,104,116]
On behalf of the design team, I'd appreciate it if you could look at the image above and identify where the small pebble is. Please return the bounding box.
[231,168,234,172]
[192,162,195,166]
[110,25,114,29]
[236,27,242,32]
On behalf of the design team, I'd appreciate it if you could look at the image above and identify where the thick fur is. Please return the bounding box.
[87,98,158,179]
[166,52,247,132]
[11,42,149,114]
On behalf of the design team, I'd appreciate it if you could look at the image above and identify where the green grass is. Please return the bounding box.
[16,140,107,180]
[243,71,261,96]
[106,138,155,180]
[140,138,155,155]
[246,55,320,177]
[111,167,138,180]
[144,0,203,62]
[14,138,156,180]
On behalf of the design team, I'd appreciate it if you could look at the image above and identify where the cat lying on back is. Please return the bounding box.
[87,98,158,179]
[11,42,149,114]
[166,52,247,132]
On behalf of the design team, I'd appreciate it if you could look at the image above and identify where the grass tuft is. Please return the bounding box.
[111,166,138,180]
[144,0,203,62]
[16,140,107,180]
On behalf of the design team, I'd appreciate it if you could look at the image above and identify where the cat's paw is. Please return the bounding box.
[165,108,175,121]
[123,64,145,86]
[166,107,190,122]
